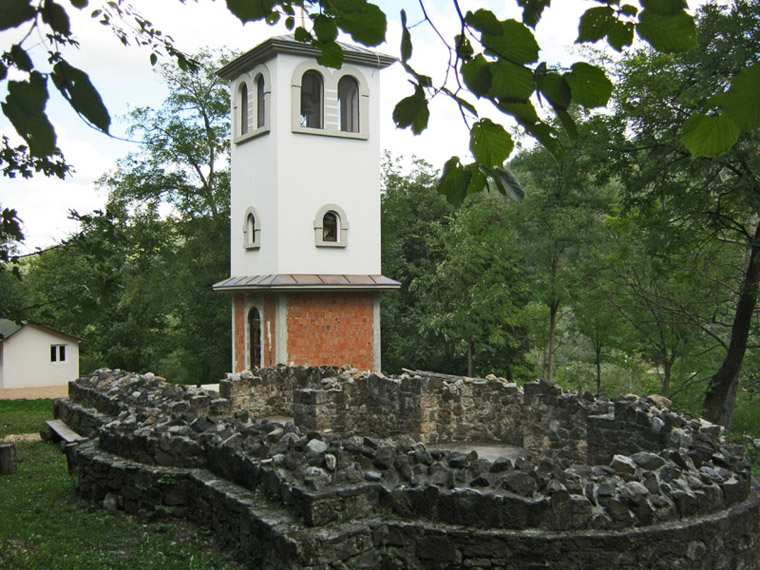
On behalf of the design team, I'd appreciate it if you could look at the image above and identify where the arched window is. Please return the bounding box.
[300,71,323,128]
[338,76,359,133]
[248,307,262,369]
[242,206,261,249]
[239,83,249,136]
[256,74,265,129]
[314,203,349,247]
[322,212,337,242]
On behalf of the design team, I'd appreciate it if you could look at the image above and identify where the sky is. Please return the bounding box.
[0,0,703,253]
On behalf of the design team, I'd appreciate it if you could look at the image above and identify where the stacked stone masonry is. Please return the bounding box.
[58,366,760,569]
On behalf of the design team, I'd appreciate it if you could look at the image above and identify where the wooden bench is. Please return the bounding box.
[45,419,88,473]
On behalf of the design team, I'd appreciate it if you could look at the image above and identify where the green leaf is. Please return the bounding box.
[149,52,157,66]
[330,0,387,47]
[70,0,88,8]
[455,34,474,60]
[640,0,687,16]
[294,27,312,43]
[1,72,57,158]
[41,0,71,36]
[536,71,571,110]
[465,165,488,196]
[225,0,277,22]
[464,9,501,35]
[722,62,760,132]
[482,19,540,65]
[564,62,612,108]
[555,108,578,139]
[0,0,35,31]
[489,60,534,102]
[285,16,295,30]
[461,54,492,97]
[517,118,564,160]
[517,0,551,29]
[10,45,33,72]
[314,40,343,68]
[0,63,7,81]
[607,21,634,51]
[393,86,429,135]
[265,10,280,25]
[470,119,513,167]
[620,4,639,17]
[577,7,616,43]
[51,60,110,134]
[681,113,740,157]
[498,101,539,124]
[636,9,696,53]
[313,15,338,43]
[400,10,412,63]
[438,156,471,207]
[490,166,525,201]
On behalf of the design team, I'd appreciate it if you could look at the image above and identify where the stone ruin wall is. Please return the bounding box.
[56,366,760,569]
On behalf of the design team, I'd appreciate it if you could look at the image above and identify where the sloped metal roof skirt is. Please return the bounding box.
[213,274,401,292]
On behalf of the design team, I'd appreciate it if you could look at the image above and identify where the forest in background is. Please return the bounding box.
[1,2,758,437]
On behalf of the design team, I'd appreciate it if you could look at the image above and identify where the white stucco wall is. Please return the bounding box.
[229,50,384,278]
[0,326,80,389]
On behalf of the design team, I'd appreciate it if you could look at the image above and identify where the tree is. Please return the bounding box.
[4,0,754,258]
[607,0,760,426]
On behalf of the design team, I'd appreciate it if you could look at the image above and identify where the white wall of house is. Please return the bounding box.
[0,326,80,389]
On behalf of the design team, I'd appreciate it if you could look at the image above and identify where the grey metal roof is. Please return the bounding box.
[0,319,22,340]
[213,274,401,292]
[217,34,396,80]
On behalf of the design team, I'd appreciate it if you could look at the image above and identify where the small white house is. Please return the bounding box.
[0,319,83,389]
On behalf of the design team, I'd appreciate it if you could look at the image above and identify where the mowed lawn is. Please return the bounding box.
[0,399,244,569]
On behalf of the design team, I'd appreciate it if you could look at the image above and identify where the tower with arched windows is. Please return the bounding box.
[213,36,398,372]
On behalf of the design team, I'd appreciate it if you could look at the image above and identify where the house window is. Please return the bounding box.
[50,344,66,362]
[242,206,261,249]
[314,204,349,247]
[256,74,266,129]
[338,76,359,133]
[300,71,323,128]
[239,83,249,136]
[248,307,262,369]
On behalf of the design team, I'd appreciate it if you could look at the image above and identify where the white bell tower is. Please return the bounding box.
[214,36,399,372]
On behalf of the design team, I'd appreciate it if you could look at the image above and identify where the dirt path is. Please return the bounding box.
[0,385,69,400]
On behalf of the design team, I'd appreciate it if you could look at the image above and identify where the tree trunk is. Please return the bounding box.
[703,218,760,428]
[662,353,675,399]
[0,443,17,475]
[595,345,602,394]
[546,299,560,383]
[467,340,473,377]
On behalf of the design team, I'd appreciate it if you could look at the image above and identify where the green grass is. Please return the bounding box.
[0,399,55,437]
[0,402,244,570]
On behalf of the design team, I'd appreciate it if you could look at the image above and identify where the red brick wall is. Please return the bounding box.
[233,294,246,372]
[287,292,375,370]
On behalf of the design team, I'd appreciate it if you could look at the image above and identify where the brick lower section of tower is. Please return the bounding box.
[232,291,376,372]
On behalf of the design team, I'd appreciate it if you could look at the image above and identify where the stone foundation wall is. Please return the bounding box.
[57,367,760,569]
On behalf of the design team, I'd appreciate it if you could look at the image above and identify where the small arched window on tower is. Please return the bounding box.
[338,75,359,133]
[314,204,349,247]
[248,307,262,369]
[239,82,249,136]
[300,71,323,128]
[256,74,266,129]
[242,206,261,249]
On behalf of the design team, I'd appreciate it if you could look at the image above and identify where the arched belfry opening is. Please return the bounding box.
[214,36,399,373]
[248,307,262,369]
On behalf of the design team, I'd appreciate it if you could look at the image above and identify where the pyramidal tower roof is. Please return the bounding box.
[217,34,396,80]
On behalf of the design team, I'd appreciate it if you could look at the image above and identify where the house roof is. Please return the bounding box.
[217,34,396,80]
[213,274,401,292]
[0,319,84,343]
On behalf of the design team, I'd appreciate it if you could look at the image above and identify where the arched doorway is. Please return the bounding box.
[248,307,262,369]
